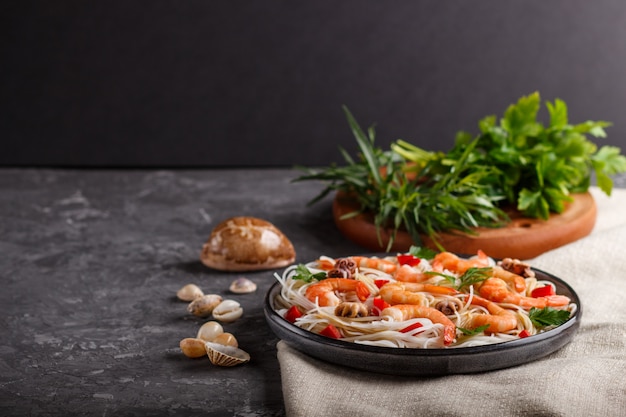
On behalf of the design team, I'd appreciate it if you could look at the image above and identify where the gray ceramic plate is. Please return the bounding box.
[264,267,581,376]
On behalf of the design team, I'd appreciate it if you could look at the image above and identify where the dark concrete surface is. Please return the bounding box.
[1,168,624,416]
[0,168,364,416]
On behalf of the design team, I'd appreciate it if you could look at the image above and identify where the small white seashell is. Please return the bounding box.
[229,277,257,294]
[177,284,204,301]
[212,299,243,322]
[196,321,224,342]
[187,294,223,317]
[204,342,250,367]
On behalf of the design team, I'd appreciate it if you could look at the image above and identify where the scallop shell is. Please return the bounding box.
[212,299,243,322]
[205,342,250,367]
[200,216,296,271]
[229,277,257,294]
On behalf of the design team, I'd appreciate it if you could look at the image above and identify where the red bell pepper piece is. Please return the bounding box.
[371,297,390,316]
[319,324,342,339]
[397,254,421,267]
[518,329,531,338]
[531,285,555,298]
[374,279,389,289]
[284,305,303,323]
[400,322,424,333]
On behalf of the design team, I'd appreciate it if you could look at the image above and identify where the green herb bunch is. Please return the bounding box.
[295,93,626,250]
[295,107,508,250]
[397,92,626,219]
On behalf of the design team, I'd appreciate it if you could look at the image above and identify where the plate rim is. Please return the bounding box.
[264,263,582,374]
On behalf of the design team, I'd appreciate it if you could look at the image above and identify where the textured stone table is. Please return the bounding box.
[0,168,367,416]
[1,169,625,416]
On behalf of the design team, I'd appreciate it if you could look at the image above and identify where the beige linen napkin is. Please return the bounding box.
[277,187,626,417]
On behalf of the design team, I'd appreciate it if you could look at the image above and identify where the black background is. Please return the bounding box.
[2,1,626,167]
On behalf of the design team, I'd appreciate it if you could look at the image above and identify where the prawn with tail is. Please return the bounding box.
[478,277,570,310]
[467,295,519,334]
[381,304,456,346]
[394,264,429,283]
[351,256,397,273]
[432,250,491,274]
[305,278,370,307]
[379,282,458,306]
[315,256,397,274]
[492,267,526,293]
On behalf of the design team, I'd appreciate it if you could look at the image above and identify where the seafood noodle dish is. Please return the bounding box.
[272,248,577,349]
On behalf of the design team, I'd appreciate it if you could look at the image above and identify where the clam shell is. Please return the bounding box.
[196,321,224,342]
[200,216,296,271]
[229,277,257,294]
[212,299,243,322]
[187,294,223,317]
[179,338,209,358]
[176,283,204,301]
[205,342,250,367]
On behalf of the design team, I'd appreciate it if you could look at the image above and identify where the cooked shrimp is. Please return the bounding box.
[478,278,570,310]
[351,256,397,274]
[468,295,518,334]
[305,278,371,307]
[492,266,526,293]
[379,282,458,306]
[315,258,336,271]
[381,304,456,345]
[432,250,491,274]
[394,264,429,283]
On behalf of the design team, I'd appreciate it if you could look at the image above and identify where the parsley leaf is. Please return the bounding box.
[528,307,571,328]
[292,264,327,283]
[592,146,626,195]
[408,245,437,260]
[452,91,625,220]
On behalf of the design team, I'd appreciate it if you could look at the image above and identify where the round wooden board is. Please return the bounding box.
[332,191,597,260]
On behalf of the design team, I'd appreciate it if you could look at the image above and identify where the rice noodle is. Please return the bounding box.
[272,253,577,349]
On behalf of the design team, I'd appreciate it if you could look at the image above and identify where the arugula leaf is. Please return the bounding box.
[458,325,491,336]
[528,307,571,328]
[292,264,327,283]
